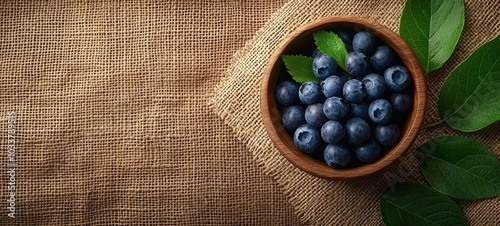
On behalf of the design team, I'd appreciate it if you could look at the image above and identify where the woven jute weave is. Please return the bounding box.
[212,0,499,225]
[0,1,306,225]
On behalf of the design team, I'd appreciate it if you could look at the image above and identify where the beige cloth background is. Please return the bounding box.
[0,0,498,225]
[0,1,302,225]
[212,0,499,225]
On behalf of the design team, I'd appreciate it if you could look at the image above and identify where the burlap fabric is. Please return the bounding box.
[0,1,307,225]
[212,0,500,225]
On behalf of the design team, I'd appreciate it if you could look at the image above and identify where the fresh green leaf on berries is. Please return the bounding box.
[381,182,468,226]
[416,136,500,200]
[313,31,348,71]
[438,35,500,132]
[281,55,320,83]
[399,0,465,73]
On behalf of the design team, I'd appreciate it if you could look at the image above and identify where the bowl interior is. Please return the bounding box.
[261,16,426,180]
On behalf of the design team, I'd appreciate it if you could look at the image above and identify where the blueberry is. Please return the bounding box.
[305,103,328,128]
[299,81,324,104]
[323,97,349,120]
[281,105,306,131]
[275,80,299,106]
[349,102,369,120]
[312,48,322,58]
[353,31,375,55]
[339,71,349,83]
[355,140,382,163]
[368,99,393,125]
[324,144,351,168]
[362,73,386,100]
[294,124,322,153]
[345,117,371,145]
[345,52,369,78]
[370,45,393,71]
[321,75,344,98]
[336,29,355,51]
[384,65,412,92]
[313,54,338,79]
[321,120,345,144]
[375,124,401,146]
[390,93,412,112]
[343,79,366,103]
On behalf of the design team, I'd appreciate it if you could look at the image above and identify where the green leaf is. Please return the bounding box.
[381,182,468,226]
[281,55,320,83]
[399,0,464,73]
[438,36,500,132]
[313,31,348,71]
[416,136,500,200]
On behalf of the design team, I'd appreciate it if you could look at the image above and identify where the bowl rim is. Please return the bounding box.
[260,16,427,180]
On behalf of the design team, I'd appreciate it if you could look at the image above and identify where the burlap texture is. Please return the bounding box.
[0,1,306,225]
[212,0,500,225]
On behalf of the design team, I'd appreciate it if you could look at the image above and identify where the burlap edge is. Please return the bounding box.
[207,1,311,224]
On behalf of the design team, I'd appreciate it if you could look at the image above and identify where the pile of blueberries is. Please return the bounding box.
[276,29,413,168]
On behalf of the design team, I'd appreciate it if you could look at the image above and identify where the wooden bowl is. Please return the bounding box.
[260,16,427,180]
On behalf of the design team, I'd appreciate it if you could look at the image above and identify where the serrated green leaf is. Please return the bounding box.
[281,55,320,83]
[313,31,348,71]
[438,36,500,132]
[416,136,500,200]
[399,0,464,73]
[380,182,468,226]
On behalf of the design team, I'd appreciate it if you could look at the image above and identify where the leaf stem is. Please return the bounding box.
[422,119,444,130]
